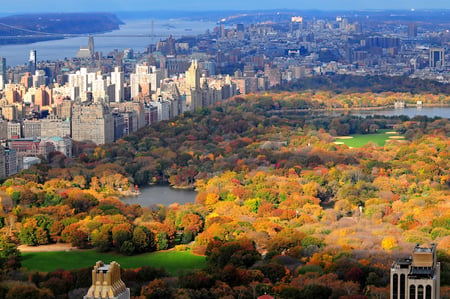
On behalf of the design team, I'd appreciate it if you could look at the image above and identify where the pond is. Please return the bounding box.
[121,185,197,207]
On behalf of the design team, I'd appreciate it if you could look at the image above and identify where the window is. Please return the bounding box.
[410,285,415,299]
[418,285,424,299]
[393,274,398,299]
[400,274,406,299]
[425,285,432,299]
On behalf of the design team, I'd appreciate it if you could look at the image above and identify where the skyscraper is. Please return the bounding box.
[185,60,202,112]
[88,36,95,58]
[29,50,37,74]
[408,23,418,38]
[0,57,6,90]
[429,48,445,68]
[186,60,200,90]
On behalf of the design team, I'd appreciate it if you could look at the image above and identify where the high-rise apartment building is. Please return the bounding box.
[110,67,124,102]
[130,64,162,99]
[4,148,17,177]
[71,100,114,145]
[92,74,108,101]
[0,145,6,180]
[40,115,71,138]
[429,48,445,68]
[55,99,73,120]
[390,244,440,299]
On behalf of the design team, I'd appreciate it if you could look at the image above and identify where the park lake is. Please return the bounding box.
[120,107,450,206]
[121,185,197,207]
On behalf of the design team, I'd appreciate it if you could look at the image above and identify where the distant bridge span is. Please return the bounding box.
[0,22,185,39]
[0,34,182,39]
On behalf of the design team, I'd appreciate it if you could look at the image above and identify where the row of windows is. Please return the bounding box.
[393,274,433,299]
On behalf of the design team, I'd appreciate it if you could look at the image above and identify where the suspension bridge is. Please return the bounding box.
[0,21,185,40]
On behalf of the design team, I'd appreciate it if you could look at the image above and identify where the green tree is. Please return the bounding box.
[206,238,261,269]
[0,236,21,274]
[132,226,155,253]
[92,227,112,252]
[18,218,48,246]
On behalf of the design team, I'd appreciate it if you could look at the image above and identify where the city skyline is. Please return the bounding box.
[4,0,450,13]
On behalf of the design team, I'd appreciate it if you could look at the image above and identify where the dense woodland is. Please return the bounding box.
[281,75,450,94]
[1,91,450,298]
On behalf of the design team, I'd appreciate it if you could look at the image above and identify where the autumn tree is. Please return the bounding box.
[206,238,261,270]
[132,226,156,253]
[0,236,21,275]
[19,218,48,246]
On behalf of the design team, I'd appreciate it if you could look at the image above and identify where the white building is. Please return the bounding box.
[153,97,171,121]
[110,67,125,102]
[40,136,73,158]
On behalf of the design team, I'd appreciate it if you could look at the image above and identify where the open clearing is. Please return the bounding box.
[335,130,403,147]
[21,250,206,274]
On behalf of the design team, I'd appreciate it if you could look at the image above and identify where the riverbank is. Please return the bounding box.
[0,13,123,46]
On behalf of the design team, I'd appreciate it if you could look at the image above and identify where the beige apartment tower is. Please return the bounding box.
[185,60,202,112]
[390,244,440,299]
[71,101,114,145]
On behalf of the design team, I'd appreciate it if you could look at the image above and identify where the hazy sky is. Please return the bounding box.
[5,0,450,13]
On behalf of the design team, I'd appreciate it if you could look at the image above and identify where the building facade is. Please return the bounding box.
[71,101,114,145]
[23,119,41,138]
[41,115,71,138]
[390,244,440,299]
[84,261,130,299]
[429,48,445,68]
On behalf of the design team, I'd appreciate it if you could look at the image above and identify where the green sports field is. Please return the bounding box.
[334,130,404,147]
[21,250,206,274]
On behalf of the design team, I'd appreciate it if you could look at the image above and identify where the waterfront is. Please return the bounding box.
[0,19,216,67]
[121,185,197,207]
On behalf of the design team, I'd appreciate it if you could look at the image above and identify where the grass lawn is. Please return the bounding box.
[335,130,403,147]
[21,250,206,274]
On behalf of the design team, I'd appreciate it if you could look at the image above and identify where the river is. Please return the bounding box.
[0,19,217,67]
[121,185,197,207]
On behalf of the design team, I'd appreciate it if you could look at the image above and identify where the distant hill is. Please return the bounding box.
[0,13,123,45]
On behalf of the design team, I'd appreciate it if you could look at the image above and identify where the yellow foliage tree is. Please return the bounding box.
[381,236,398,250]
